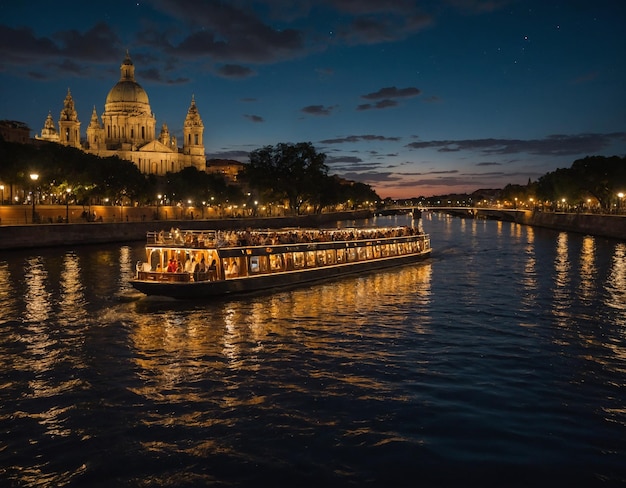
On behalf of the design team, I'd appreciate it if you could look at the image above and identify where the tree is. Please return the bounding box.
[570,156,626,210]
[244,142,329,214]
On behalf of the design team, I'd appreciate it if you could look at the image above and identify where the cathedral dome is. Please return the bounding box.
[104,52,151,113]
[106,80,150,105]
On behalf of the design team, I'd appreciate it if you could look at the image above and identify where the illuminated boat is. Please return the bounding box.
[130,225,431,298]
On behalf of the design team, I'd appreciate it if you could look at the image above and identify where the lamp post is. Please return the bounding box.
[619,192,625,214]
[156,194,162,220]
[30,173,39,223]
[0,184,4,205]
[66,187,71,223]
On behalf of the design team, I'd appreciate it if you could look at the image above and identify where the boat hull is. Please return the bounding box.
[130,249,431,299]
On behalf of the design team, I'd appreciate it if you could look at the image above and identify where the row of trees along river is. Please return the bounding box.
[1,135,625,214]
[0,140,379,215]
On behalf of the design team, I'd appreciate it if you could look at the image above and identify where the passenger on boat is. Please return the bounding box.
[208,259,217,280]
[167,258,177,272]
[193,259,202,282]
[226,260,239,278]
[185,257,196,274]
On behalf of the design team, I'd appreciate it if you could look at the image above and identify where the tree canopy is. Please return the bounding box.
[243,142,329,214]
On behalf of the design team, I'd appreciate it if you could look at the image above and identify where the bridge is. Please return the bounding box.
[376,206,531,223]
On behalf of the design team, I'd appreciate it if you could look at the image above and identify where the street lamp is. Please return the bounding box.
[618,192,625,213]
[66,187,71,223]
[30,173,39,223]
[156,194,162,220]
[0,184,4,205]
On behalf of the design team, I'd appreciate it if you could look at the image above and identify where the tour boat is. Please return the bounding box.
[130,225,431,298]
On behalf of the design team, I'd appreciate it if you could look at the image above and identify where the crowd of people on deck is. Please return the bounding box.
[152,226,423,249]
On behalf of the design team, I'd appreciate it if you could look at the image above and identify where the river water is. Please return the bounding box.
[1,213,625,487]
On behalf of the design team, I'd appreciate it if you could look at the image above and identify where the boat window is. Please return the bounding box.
[149,249,161,271]
[357,247,367,260]
[284,253,294,271]
[336,249,345,263]
[365,246,373,259]
[381,245,389,257]
[249,256,260,273]
[347,248,357,262]
[389,244,398,256]
[306,251,317,267]
[326,249,336,265]
[373,245,381,258]
[249,255,269,274]
[316,250,327,266]
[223,257,243,278]
[293,252,305,269]
[269,254,284,272]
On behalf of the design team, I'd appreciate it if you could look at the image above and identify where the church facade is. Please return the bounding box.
[36,52,206,175]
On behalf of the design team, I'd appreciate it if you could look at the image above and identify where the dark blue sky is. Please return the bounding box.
[1,0,625,198]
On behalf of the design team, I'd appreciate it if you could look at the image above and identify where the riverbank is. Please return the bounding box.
[430,207,626,241]
[523,211,626,241]
[0,210,373,250]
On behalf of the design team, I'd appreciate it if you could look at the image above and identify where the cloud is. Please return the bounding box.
[326,155,363,164]
[0,23,121,76]
[320,134,401,144]
[155,0,306,64]
[301,104,336,116]
[357,100,398,111]
[244,114,264,123]
[405,133,626,156]
[361,86,421,100]
[335,9,432,45]
[216,64,256,79]
[445,0,512,14]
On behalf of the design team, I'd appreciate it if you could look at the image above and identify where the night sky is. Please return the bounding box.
[1,0,625,198]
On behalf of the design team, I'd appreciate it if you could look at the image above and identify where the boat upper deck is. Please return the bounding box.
[147,226,426,250]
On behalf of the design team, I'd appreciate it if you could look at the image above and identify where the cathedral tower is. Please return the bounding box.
[86,106,105,151]
[183,96,205,170]
[36,112,60,142]
[58,88,81,148]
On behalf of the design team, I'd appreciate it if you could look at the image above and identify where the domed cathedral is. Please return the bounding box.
[36,51,206,175]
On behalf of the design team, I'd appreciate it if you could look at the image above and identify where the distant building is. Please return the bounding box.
[35,51,206,175]
[206,159,245,183]
[0,120,31,144]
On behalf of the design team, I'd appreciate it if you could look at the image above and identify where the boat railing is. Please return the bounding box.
[146,226,427,250]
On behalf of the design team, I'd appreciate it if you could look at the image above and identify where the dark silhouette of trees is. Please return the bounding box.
[243,142,330,214]
[243,142,381,214]
[537,156,626,210]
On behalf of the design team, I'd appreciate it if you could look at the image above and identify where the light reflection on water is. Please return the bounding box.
[0,215,625,486]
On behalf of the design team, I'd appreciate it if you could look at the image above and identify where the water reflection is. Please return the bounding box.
[0,261,17,323]
[578,236,596,304]
[605,243,626,320]
[58,251,87,325]
[128,263,433,405]
[552,232,571,323]
[521,226,537,312]
[24,256,52,324]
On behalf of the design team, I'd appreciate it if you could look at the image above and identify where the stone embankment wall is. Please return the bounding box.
[521,211,626,241]
[0,211,372,250]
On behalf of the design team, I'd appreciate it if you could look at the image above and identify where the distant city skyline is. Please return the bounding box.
[1,0,625,198]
